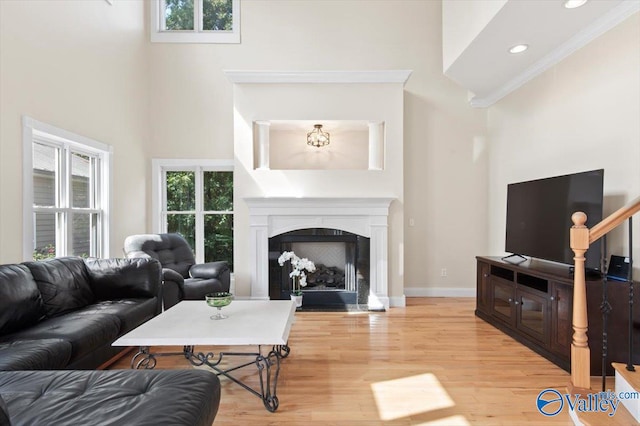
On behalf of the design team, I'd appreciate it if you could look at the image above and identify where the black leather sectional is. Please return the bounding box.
[0,369,220,426]
[0,256,221,425]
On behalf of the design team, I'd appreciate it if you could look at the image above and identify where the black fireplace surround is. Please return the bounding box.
[269,228,370,308]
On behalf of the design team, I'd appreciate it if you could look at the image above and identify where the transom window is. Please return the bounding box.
[153,160,234,270]
[151,0,240,44]
[23,117,110,260]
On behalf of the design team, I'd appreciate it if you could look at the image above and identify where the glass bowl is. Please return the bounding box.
[205,292,233,319]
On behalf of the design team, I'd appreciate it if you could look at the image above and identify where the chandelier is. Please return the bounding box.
[306,124,330,148]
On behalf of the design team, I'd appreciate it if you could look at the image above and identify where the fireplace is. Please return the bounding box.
[245,197,393,310]
[269,228,370,308]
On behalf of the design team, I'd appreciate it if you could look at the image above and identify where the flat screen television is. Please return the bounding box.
[505,169,604,272]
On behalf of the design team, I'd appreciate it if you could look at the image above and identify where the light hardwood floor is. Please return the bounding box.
[109,297,590,425]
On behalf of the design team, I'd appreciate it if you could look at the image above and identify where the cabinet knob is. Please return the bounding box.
[483,273,489,278]
[508,298,513,303]
[550,296,555,301]
[514,300,520,305]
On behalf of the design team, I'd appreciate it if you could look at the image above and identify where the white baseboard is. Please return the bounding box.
[239,289,474,307]
[389,295,406,308]
[403,287,476,298]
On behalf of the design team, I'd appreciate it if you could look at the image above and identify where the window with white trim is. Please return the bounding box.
[153,160,234,270]
[23,117,111,260]
[151,0,240,44]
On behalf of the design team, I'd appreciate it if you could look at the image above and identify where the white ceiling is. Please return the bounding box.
[444,0,639,107]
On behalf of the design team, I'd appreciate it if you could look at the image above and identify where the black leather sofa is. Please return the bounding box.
[0,257,163,371]
[0,256,221,425]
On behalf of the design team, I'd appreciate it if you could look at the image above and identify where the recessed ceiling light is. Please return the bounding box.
[564,0,587,9]
[509,44,529,54]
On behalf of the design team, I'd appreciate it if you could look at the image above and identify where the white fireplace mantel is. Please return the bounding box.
[224,70,412,85]
[245,197,394,310]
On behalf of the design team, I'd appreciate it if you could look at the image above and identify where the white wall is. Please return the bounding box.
[0,0,149,262]
[0,1,488,296]
[0,1,633,292]
[148,1,489,296]
[487,13,640,275]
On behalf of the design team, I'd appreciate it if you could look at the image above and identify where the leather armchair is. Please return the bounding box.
[123,233,230,310]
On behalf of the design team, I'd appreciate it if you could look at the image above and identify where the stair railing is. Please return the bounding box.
[570,195,640,390]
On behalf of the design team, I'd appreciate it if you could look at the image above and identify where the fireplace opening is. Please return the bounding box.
[269,228,370,308]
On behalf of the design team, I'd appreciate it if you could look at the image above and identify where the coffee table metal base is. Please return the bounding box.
[129,344,290,412]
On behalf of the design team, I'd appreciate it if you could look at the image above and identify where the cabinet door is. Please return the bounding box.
[476,261,491,314]
[491,277,515,325]
[550,282,573,358]
[516,287,548,344]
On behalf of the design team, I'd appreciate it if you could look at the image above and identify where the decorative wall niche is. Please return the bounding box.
[253,120,384,171]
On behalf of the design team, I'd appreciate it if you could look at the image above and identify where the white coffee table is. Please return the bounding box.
[113,300,296,412]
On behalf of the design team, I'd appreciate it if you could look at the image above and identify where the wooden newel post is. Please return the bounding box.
[570,211,591,390]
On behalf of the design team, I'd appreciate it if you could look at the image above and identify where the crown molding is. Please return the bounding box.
[223,70,413,86]
[470,1,640,108]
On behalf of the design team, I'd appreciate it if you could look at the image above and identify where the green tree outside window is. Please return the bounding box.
[165,170,233,270]
[164,0,233,32]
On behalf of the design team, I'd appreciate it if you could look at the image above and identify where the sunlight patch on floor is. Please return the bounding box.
[371,373,456,421]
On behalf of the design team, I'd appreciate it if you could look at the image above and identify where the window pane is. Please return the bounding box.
[166,171,195,211]
[168,214,196,253]
[164,0,194,31]
[29,123,108,260]
[204,213,233,270]
[33,143,57,207]
[71,213,96,258]
[71,152,91,208]
[203,0,233,31]
[33,212,56,260]
[203,171,233,211]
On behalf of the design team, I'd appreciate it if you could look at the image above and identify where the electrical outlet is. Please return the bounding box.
[441,268,447,277]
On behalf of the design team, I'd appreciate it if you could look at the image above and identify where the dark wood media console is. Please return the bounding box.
[475,256,639,375]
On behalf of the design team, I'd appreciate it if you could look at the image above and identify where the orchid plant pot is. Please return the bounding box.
[278,251,315,310]
[290,293,303,307]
